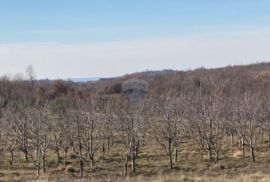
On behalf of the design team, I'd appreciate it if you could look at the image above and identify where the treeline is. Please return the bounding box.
[1,63,270,178]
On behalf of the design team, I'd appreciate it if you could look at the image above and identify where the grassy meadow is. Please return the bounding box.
[1,136,270,182]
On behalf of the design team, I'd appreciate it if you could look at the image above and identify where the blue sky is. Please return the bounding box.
[1,0,269,43]
[1,0,270,78]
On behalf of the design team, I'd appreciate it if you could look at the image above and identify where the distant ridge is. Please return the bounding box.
[66,77,101,83]
[65,70,176,83]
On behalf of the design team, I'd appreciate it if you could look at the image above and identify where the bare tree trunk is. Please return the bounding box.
[107,140,110,151]
[64,147,68,159]
[241,138,245,157]
[261,129,264,143]
[168,139,173,169]
[215,151,219,163]
[89,156,94,173]
[230,133,234,147]
[200,138,205,150]
[208,149,213,161]
[23,137,29,162]
[79,159,84,178]
[89,152,94,168]
[24,150,28,162]
[124,155,128,176]
[102,143,105,158]
[131,155,136,173]
[169,152,173,169]
[37,165,40,178]
[42,152,46,173]
[9,150,14,168]
[238,138,241,148]
[174,149,178,164]
[250,147,255,163]
[268,134,270,148]
[56,149,60,164]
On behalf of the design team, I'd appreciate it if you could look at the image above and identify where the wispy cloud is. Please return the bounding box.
[1,28,270,79]
[23,26,145,35]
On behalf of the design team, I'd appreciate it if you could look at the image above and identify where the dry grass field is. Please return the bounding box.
[1,136,270,182]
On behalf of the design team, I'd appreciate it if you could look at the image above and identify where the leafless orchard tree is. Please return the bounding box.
[13,104,30,162]
[64,107,85,177]
[2,111,17,168]
[99,100,116,158]
[49,98,72,164]
[261,97,270,148]
[28,107,51,177]
[188,79,226,162]
[0,109,6,164]
[0,77,14,166]
[63,98,104,177]
[115,96,149,175]
[81,98,102,174]
[233,92,263,162]
[152,94,186,169]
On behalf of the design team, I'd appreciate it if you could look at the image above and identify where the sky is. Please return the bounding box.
[0,0,270,79]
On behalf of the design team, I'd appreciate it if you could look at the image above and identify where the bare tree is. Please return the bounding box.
[153,95,185,169]
[49,101,68,164]
[80,98,101,174]
[50,117,66,165]
[188,78,226,162]
[233,92,263,162]
[49,98,73,161]
[116,97,149,174]
[0,111,5,163]
[25,65,36,88]
[2,111,17,168]
[64,104,86,178]
[99,98,116,158]
[261,97,270,148]
[13,104,30,162]
[28,107,51,177]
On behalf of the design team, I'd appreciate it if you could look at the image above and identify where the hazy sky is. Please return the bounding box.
[1,0,270,79]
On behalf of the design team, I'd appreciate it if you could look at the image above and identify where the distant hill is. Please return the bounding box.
[66,77,101,83]
[33,62,270,97]
[61,70,176,83]
[1,61,269,101]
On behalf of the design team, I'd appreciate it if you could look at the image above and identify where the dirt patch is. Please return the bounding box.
[232,150,242,158]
